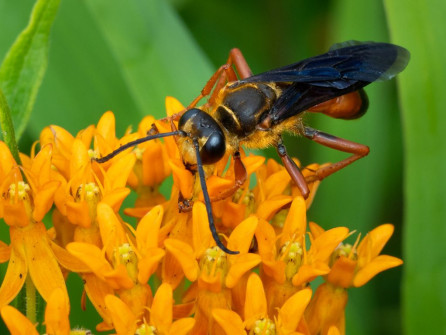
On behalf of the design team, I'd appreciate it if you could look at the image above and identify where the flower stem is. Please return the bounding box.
[25,276,37,324]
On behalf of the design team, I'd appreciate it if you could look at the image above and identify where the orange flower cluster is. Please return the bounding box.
[0,97,402,335]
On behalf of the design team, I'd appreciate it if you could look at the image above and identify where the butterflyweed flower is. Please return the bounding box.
[212,273,312,335]
[1,288,70,335]
[0,141,68,308]
[305,223,403,334]
[0,96,402,334]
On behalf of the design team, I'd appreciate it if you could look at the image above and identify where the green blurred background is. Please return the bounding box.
[1,0,445,334]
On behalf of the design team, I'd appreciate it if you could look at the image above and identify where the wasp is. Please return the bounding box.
[96,41,410,254]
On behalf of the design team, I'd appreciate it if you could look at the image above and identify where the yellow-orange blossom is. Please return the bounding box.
[0,97,402,335]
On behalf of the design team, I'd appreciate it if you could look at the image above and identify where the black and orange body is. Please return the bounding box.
[97,41,410,254]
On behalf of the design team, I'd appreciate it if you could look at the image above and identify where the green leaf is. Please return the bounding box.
[307,1,404,334]
[0,0,60,140]
[83,0,213,118]
[384,0,446,333]
[24,0,212,140]
[0,88,20,164]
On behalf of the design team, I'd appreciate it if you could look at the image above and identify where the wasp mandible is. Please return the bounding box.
[96,41,410,254]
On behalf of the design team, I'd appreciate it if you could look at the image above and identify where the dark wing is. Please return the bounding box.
[240,41,410,124]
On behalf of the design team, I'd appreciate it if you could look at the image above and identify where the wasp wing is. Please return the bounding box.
[240,41,409,124]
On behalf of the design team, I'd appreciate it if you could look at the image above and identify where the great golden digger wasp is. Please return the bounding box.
[96,41,410,254]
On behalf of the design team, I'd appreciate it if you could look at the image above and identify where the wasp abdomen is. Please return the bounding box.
[215,83,277,137]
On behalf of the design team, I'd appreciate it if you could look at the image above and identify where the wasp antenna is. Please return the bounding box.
[95,130,185,163]
[193,138,239,255]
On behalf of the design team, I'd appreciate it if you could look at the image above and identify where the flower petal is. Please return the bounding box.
[227,216,258,254]
[97,203,127,258]
[104,153,136,190]
[136,205,163,251]
[164,239,198,282]
[50,240,90,273]
[292,262,330,287]
[326,256,356,288]
[151,283,173,332]
[138,249,166,284]
[226,253,261,289]
[0,241,11,263]
[66,242,113,282]
[212,308,246,335]
[169,318,196,335]
[105,294,137,335]
[169,159,194,199]
[65,201,91,228]
[244,273,267,327]
[0,231,27,307]
[353,255,403,287]
[256,195,292,221]
[1,306,38,335]
[23,223,69,304]
[0,141,16,178]
[278,287,312,332]
[45,288,70,335]
[281,196,307,245]
[310,227,349,263]
[84,273,114,326]
[192,201,213,255]
[358,224,394,261]
[165,96,185,116]
[96,111,117,147]
[32,180,60,222]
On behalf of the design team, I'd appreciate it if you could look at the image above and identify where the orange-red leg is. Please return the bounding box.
[276,142,310,199]
[303,127,369,183]
[210,151,247,202]
[168,48,253,120]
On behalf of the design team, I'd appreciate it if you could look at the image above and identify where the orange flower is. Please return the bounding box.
[255,196,349,315]
[67,204,165,325]
[164,202,260,334]
[105,283,195,335]
[313,222,403,288]
[1,288,73,335]
[305,223,403,335]
[0,142,68,308]
[212,273,312,335]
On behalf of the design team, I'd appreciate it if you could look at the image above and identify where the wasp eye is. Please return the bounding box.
[201,132,226,164]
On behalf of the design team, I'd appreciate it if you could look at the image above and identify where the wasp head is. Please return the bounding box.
[178,108,226,165]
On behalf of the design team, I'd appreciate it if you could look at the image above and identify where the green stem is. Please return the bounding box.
[25,276,37,324]
[0,87,22,165]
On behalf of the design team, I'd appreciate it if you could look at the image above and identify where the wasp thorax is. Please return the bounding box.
[178,108,226,165]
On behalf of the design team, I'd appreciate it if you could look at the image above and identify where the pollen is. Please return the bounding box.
[135,324,156,335]
[280,241,303,280]
[8,181,30,200]
[76,183,100,202]
[201,246,228,275]
[117,243,137,264]
[332,243,358,262]
[87,148,97,159]
[253,318,276,335]
[116,243,138,282]
[133,147,144,160]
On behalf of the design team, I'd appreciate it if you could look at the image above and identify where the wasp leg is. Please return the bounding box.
[170,48,254,121]
[210,151,247,202]
[276,142,310,199]
[193,138,239,254]
[303,127,370,183]
[208,48,253,106]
